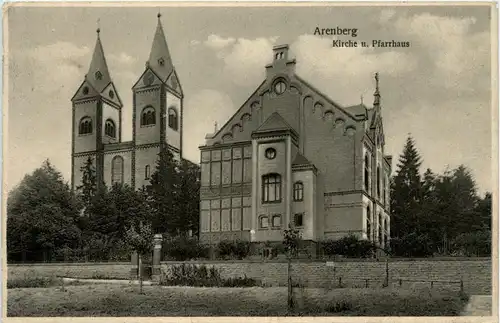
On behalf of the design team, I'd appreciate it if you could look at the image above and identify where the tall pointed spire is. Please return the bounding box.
[86,27,112,93]
[147,13,174,82]
[373,72,381,108]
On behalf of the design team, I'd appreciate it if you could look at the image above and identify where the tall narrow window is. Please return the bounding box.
[377,166,381,198]
[105,119,116,138]
[79,117,93,135]
[364,154,370,191]
[145,165,151,180]
[294,213,304,227]
[111,156,124,185]
[168,107,178,131]
[141,106,156,126]
[378,214,383,245]
[366,206,371,241]
[262,173,282,203]
[293,181,304,201]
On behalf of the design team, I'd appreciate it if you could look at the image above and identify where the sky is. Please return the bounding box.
[5,4,494,195]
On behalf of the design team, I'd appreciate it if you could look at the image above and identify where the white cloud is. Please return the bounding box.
[291,35,417,105]
[108,52,136,66]
[204,35,278,87]
[183,89,235,162]
[204,34,236,50]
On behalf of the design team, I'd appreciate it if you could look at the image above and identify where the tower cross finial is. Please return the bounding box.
[97,18,101,35]
[373,72,381,107]
[360,94,364,104]
[157,9,162,19]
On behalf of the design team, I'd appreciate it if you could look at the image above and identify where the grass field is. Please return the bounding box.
[8,283,469,316]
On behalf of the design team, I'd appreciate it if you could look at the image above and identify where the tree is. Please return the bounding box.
[146,148,180,235]
[125,222,154,294]
[390,136,423,243]
[283,224,302,311]
[7,160,81,262]
[176,159,201,236]
[76,156,97,211]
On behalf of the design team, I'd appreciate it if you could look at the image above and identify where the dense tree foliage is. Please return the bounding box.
[7,160,81,262]
[390,136,492,257]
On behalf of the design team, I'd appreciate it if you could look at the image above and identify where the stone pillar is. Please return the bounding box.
[130,251,138,278]
[152,234,163,281]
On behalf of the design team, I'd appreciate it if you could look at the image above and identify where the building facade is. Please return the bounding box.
[71,15,183,191]
[199,45,392,249]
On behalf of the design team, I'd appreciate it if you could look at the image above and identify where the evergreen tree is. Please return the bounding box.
[146,148,180,235]
[176,159,201,236]
[390,136,423,240]
[76,156,97,210]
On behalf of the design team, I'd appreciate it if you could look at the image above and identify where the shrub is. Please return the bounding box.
[321,235,376,258]
[163,236,210,261]
[216,240,251,259]
[7,276,61,289]
[160,264,259,287]
[325,301,353,313]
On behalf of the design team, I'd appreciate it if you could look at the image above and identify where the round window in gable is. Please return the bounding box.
[265,148,277,160]
[109,90,115,99]
[82,86,89,95]
[274,80,287,95]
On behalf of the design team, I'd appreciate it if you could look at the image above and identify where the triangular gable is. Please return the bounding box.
[132,67,164,90]
[101,82,123,107]
[255,112,294,133]
[166,69,183,97]
[71,79,99,102]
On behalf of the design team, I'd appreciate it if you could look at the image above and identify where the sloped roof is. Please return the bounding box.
[147,15,174,82]
[292,152,312,166]
[255,112,294,133]
[86,31,112,93]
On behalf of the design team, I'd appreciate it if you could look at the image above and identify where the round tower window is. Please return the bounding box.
[109,90,114,99]
[265,148,277,160]
[82,86,89,95]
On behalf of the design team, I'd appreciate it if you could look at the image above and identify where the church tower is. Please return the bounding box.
[132,13,183,189]
[71,28,123,191]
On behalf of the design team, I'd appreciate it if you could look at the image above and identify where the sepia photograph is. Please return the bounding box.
[3,2,497,318]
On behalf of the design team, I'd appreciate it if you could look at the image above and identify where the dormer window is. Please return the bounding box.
[158,57,165,66]
[95,71,102,80]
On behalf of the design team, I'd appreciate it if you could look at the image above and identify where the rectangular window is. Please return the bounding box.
[259,216,269,229]
[262,174,282,203]
[294,213,304,227]
[272,215,282,228]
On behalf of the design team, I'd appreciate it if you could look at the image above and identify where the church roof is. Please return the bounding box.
[86,30,112,93]
[147,14,174,82]
[292,152,312,166]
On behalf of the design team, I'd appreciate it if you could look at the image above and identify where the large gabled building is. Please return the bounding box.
[199,45,392,251]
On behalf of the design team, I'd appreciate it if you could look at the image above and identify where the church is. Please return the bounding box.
[199,45,392,250]
[71,14,183,192]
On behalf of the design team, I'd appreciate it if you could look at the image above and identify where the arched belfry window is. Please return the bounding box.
[79,117,93,135]
[111,156,124,185]
[293,181,304,201]
[168,107,178,131]
[262,173,282,203]
[105,119,116,138]
[141,106,156,126]
[364,154,370,192]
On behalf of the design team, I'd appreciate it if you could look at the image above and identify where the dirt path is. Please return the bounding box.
[462,295,492,316]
